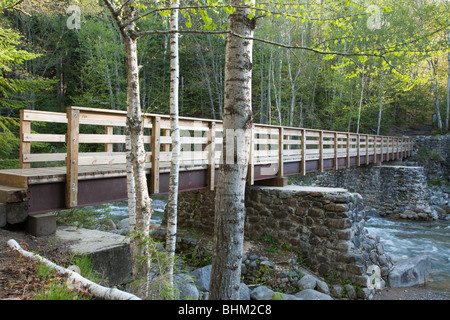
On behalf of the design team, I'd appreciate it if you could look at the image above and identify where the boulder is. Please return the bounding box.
[388,255,431,287]
[190,265,212,292]
[239,282,251,300]
[174,273,199,300]
[250,286,274,300]
[297,274,317,290]
[294,289,333,300]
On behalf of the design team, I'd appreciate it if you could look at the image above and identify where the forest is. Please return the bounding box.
[1,0,450,300]
[1,0,449,170]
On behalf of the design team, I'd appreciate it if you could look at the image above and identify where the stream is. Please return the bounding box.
[102,196,449,293]
[365,212,449,292]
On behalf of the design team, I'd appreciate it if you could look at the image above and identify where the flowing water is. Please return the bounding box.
[103,195,167,225]
[102,196,449,292]
[365,212,450,292]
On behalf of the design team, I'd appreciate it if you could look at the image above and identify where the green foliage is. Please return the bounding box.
[182,245,212,268]
[56,204,114,230]
[33,261,92,300]
[130,231,181,300]
[416,146,444,162]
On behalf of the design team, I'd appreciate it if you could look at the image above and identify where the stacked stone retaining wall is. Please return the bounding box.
[174,185,393,289]
[316,166,437,220]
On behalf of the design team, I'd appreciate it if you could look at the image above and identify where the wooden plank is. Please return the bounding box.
[22,110,67,123]
[20,109,31,169]
[66,107,80,208]
[23,133,66,143]
[151,116,161,194]
[23,153,66,163]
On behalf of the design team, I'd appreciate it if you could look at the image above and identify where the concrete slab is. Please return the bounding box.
[56,226,131,286]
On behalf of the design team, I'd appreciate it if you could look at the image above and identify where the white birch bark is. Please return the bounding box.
[165,0,180,287]
[377,70,385,136]
[209,0,255,300]
[356,64,365,134]
[102,1,152,298]
[7,239,141,300]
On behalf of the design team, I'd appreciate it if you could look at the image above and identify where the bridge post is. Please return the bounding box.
[104,126,113,152]
[301,129,306,175]
[207,122,216,190]
[346,133,350,168]
[247,124,254,185]
[19,109,31,169]
[365,135,369,165]
[318,130,323,172]
[278,127,284,176]
[356,134,360,166]
[66,107,80,208]
[334,132,338,170]
[151,116,161,194]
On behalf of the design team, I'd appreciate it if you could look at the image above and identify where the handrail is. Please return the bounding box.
[18,106,414,207]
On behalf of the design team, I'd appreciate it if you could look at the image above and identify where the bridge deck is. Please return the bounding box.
[0,106,413,214]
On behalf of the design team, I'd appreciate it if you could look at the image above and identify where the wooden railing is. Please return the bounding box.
[19,106,414,207]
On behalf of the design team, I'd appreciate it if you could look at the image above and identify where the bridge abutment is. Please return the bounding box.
[316,165,438,220]
[175,185,393,288]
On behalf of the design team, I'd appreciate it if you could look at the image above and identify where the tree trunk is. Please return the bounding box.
[209,0,255,300]
[377,70,385,135]
[165,0,180,289]
[102,1,153,298]
[356,64,365,134]
[428,58,442,129]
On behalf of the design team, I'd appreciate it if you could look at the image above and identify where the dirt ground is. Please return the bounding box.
[0,226,73,300]
[1,226,449,300]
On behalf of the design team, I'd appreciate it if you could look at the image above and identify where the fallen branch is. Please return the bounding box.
[7,239,141,300]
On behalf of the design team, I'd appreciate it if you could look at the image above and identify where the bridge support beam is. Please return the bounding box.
[254,176,287,187]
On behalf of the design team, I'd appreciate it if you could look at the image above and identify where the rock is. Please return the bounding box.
[343,284,357,299]
[268,292,303,300]
[315,279,330,295]
[294,289,333,300]
[297,274,317,290]
[174,273,199,300]
[250,286,274,300]
[239,282,251,300]
[331,285,343,299]
[190,265,211,292]
[388,255,431,288]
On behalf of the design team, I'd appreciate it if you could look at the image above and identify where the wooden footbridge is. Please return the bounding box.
[0,106,413,215]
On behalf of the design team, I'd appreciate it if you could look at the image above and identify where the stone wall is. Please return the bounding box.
[175,185,393,289]
[412,135,450,181]
[316,165,437,220]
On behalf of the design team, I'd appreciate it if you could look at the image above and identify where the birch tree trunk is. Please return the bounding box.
[165,0,180,288]
[209,0,255,300]
[356,64,365,134]
[102,1,152,298]
[377,70,385,135]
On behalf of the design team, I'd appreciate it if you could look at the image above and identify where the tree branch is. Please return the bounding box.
[0,0,30,16]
